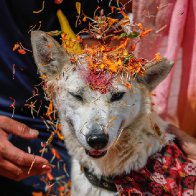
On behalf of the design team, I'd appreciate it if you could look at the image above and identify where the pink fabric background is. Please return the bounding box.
[132,0,196,136]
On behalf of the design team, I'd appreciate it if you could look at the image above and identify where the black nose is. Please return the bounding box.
[86,133,109,150]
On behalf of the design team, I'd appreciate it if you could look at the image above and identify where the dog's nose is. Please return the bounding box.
[86,133,109,150]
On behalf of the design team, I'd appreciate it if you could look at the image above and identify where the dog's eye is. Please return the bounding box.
[110,92,125,102]
[69,92,83,102]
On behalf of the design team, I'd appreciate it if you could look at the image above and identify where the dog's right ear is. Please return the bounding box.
[137,58,174,91]
[31,30,69,79]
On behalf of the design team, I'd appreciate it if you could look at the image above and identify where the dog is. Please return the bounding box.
[31,31,196,196]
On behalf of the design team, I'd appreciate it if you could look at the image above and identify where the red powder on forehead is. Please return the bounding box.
[78,66,113,94]
[86,70,113,94]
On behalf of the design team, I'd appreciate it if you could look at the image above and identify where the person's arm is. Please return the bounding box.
[167,124,196,164]
[0,116,51,181]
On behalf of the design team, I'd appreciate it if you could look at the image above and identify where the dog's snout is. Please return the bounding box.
[86,133,109,150]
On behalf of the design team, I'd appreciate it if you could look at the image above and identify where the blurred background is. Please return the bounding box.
[121,0,196,137]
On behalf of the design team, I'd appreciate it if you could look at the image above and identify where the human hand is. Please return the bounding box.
[0,116,51,181]
[167,124,196,164]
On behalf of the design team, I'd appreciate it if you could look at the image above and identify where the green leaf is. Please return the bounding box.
[128,31,139,38]
[120,33,127,38]
[124,55,134,64]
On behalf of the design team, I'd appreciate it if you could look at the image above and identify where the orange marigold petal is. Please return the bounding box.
[13,43,20,51]
[51,147,61,160]
[155,52,162,62]
[140,28,152,37]
[47,172,54,181]
[18,49,26,55]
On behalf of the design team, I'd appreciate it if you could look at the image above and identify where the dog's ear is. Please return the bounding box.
[31,30,69,79]
[137,58,174,91]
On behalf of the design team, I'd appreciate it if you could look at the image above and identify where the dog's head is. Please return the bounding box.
[31,31,173,159]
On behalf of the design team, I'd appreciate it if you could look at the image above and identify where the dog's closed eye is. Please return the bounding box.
[111,92,126,102]
[69,92,83,102]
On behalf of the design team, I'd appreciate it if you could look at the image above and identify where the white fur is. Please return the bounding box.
[31,31,174,196]
[51,68,174,195]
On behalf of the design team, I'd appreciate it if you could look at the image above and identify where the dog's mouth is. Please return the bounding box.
[85,149,107,158]
[84,120,125,159]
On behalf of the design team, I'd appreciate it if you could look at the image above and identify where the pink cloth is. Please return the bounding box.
[133,0,196,136]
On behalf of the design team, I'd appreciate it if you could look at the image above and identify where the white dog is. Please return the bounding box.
[31,31,196,196]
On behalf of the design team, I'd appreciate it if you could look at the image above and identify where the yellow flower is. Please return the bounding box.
[100,64,105,69]
[109,63,118,72]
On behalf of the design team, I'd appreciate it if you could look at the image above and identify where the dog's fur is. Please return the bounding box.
[31,31,175,196]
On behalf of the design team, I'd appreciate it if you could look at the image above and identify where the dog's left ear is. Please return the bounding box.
[31,30,69,80]
[137,58,174,91]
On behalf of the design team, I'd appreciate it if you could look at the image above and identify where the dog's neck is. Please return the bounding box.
[62,112,173,177]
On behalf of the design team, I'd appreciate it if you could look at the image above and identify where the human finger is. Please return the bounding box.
[0,140,48,168]
[167,124,196,163]
[0,128,8,138]
[0,158,51,181]
[167,124,196,144]
[0,116,38,139]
